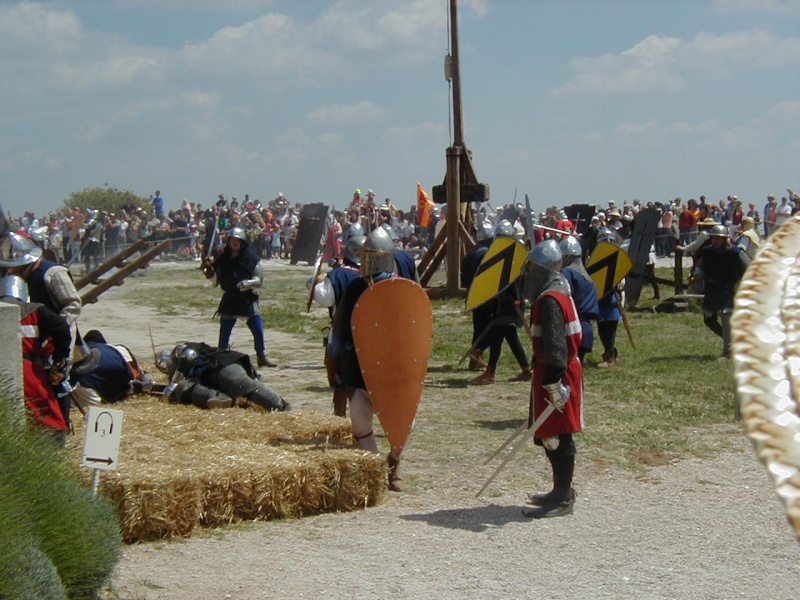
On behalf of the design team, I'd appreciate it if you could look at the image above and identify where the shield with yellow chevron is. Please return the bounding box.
[465,237,528,311]
[352,277,433,457]
[585,241,633,299]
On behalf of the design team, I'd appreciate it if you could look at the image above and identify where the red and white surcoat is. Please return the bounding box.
[530,290,583,439]
[21,309,67,431]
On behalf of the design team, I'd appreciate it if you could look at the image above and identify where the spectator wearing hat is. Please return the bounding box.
[763,195,777,238]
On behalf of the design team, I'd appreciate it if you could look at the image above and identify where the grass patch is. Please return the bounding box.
[117,260,741,476]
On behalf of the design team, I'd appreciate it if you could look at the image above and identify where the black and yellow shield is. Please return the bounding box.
[465,237,528,311]
[586,242,633,299]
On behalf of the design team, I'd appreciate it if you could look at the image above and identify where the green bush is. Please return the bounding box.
[0,397,123,599]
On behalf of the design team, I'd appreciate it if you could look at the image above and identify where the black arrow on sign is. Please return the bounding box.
[475,242,517,292]
[586,251,619,298]
[85,456,114,465]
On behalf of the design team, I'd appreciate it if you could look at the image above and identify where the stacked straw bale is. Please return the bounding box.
[67,396,386,542]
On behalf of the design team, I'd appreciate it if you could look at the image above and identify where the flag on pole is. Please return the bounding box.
[417,182,435,228]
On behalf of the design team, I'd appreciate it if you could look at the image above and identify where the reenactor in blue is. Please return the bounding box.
[309,225,366,416]
[558,236,599,365]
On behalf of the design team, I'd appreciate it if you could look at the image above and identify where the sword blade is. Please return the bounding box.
[475,403,556,498]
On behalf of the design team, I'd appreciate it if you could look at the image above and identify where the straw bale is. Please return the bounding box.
[69,396,386,542]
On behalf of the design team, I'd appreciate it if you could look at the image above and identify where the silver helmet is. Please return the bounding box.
[0,274,29,302]
[709,224,729,238]
[527,239,562,273]
[476,222,495,241]
[28,226,49,244]
[175,346,199,374]
[380,222,398,242]
[360,227,396,277]
[0,232,43,267]
[226,227,247,242]
[155,349,174,374]
[557,209,568,220]
[495,219,514,238]
[524,240,568,301]
[342,223,365,245]
[559,235,582,257]
[344,234,366,266]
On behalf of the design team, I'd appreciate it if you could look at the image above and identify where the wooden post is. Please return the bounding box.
[446,146,461,292]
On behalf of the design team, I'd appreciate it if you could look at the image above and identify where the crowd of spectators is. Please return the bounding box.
[8,187,798,269]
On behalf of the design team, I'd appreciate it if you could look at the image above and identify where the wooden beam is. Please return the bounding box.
[80,240,171,305]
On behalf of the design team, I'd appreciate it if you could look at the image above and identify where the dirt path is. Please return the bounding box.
[83,261,800,599]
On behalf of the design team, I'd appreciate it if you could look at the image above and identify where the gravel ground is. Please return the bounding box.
[81,260,800,600]
[105,448,799,600]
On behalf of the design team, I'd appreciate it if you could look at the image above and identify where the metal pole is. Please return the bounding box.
[90,469,100,497]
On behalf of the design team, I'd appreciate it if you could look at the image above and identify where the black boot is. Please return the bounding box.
[522,487,575,518]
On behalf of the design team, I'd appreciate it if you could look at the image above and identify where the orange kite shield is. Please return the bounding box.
[352,277,433,457]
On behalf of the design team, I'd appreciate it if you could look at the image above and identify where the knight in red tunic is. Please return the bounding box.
[522,239,583,518]
[0,275,72,440]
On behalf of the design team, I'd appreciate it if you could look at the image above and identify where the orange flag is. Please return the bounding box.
[417,182,435,228]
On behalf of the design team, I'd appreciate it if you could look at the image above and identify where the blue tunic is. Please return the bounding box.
[562,267,600,351]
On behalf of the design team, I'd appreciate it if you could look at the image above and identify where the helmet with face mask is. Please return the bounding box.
[524,239,569,301]
[360,227,396,277]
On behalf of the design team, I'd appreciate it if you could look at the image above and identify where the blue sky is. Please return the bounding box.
[1,0,798,219]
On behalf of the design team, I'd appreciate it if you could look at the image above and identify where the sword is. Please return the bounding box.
[514,302,533,343]
[458,319,495,366]
[616,290,636,349]
[532,223,575,238]
[305,256,323,313]
[148,322,158,362]
[476,402,557,498]
[204,210,220,261]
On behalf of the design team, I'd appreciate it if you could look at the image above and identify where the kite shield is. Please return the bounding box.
[586,241,633,299]
[465,236,528,311]
[352,278,433,457]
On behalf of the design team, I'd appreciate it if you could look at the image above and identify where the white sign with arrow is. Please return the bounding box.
[81,406,123,472]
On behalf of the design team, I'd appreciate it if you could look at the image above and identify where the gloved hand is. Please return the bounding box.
[48,359,67,386]
[201,257,215,279]
[542,381,570,411]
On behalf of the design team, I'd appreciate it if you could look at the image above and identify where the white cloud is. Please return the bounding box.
[0,2,83,52]
[552,29,800,96]
[383,122,446,146]
[307,101,386,125]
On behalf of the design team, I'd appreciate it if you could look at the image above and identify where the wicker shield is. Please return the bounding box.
[352,278,433,457]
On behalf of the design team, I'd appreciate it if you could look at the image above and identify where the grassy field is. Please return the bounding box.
[120,259,739,487]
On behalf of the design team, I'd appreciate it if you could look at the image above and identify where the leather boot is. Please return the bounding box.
[387,454,403,492]
[257,354,277,368]
[469,367,496,385]
[596,348,617,369]
[468,349,488,371]
[522,487,575,518]
[510,366,533,382]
